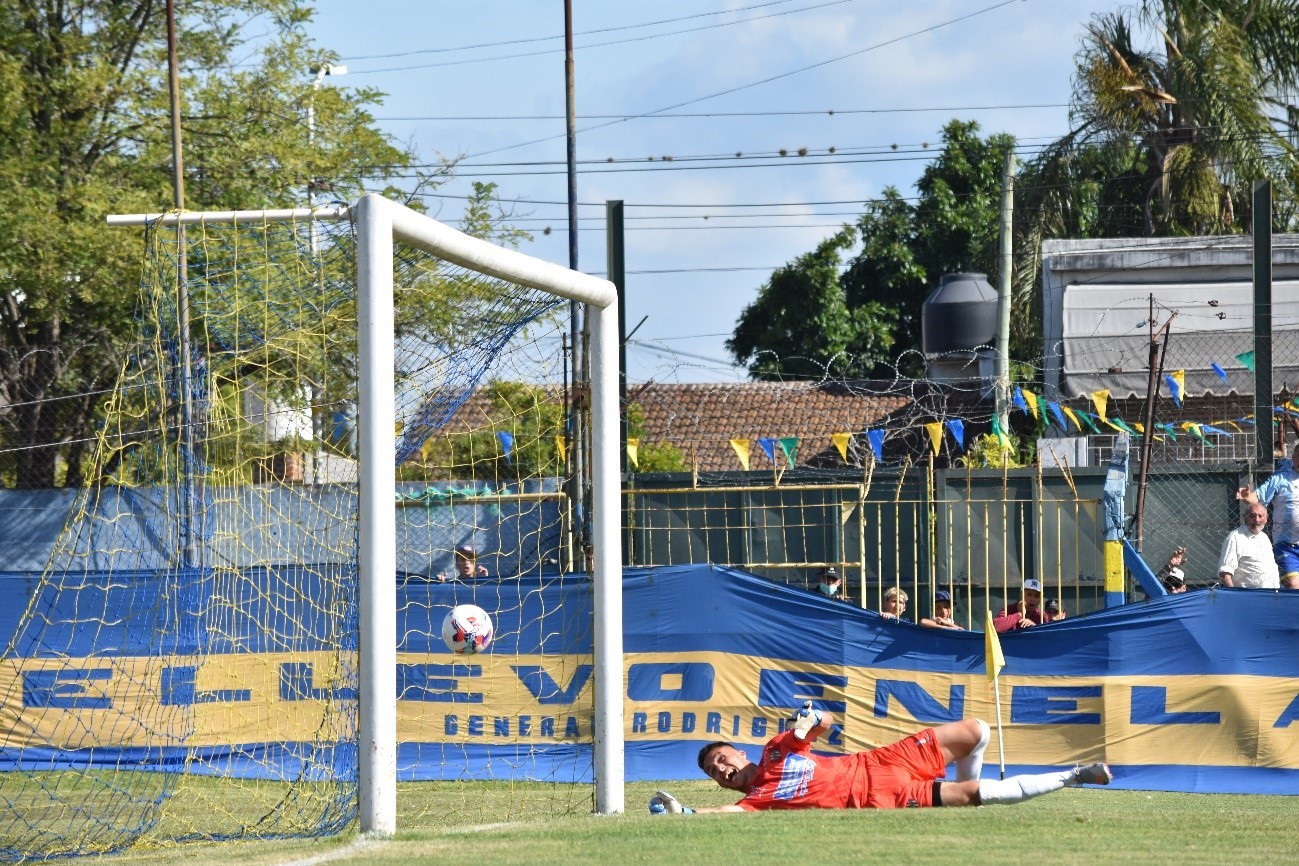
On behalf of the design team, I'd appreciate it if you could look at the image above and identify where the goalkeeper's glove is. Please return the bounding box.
[648,790,694,815]
[790,700,823,740]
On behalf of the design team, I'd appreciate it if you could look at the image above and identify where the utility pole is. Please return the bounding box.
[995,150,1015,435]
[564,0,588,572]
[165,0,195,569]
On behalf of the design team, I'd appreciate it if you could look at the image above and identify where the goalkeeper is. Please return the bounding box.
[650,705,1111,814]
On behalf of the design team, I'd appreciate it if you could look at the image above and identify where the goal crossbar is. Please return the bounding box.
[108,194,625,833]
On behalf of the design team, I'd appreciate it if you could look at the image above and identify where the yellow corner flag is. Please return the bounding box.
[985,610,1005,682]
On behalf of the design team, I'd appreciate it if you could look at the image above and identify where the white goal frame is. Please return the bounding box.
[108,194,625,833]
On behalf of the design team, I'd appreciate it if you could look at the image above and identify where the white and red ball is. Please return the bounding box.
[441,604,494,655]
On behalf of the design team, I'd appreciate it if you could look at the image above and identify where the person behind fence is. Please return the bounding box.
[435,544,490,582]
[647,703,1112,814]
[1218,501,1280,589]
[815,566,843,600]
[993,578,1065,632]
[920,589,963,630]
[1238,446,1299,589]
[880,586,909,621]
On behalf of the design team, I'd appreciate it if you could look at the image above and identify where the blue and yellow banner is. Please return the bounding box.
[3,565,1299,793]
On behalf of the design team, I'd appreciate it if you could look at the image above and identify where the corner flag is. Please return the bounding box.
[985,610,1004,681]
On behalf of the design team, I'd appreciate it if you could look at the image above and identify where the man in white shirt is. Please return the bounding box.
[1219,502,1281,588]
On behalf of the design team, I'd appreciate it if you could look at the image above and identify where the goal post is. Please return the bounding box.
[98,193,625,839]
[351,194,625,829]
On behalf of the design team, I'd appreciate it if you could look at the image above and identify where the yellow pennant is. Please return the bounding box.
[1091,389,1110,423]
[985,610,1005,682]
[831,432,852,462]
[626,437,639,469]
[924,422,943,455]
[555,435,567,464]
[1021,387,1039,419]
[730,438,751,471]
[1062,405,1081,432]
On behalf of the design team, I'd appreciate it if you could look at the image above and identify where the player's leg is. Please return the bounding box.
[931,718,988,770]
[940,763,1112,807]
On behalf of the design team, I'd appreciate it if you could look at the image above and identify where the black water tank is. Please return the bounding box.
[922,272,998,355]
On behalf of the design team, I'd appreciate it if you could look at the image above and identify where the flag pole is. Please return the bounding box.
[985,609,1007,779]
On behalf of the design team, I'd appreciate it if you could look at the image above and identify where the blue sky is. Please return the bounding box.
[306,0,1122,383]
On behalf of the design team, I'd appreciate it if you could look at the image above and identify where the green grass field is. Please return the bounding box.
[79,779,1293,866]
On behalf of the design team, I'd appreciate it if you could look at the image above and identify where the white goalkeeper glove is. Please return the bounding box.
[790,700,823,740]
[648,790,694,815]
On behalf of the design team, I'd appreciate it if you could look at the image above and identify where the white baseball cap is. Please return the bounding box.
[1023,578,1042,592]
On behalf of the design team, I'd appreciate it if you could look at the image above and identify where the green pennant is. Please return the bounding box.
[778,436,799,468]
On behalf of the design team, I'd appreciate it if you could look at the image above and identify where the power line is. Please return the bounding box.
[347,0,863,75]
[377,104,1069,122]
[465,0,1026,159]
[342,0,816,60]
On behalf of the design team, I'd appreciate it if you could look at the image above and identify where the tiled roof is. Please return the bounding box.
[630,381,913,472]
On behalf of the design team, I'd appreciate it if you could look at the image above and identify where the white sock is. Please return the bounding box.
[977,769,1072,805]
[955,719,990,781]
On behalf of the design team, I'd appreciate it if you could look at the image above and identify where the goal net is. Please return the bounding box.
[0,196,622,859]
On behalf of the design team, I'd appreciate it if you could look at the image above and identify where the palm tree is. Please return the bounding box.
[1055,0,1299,235]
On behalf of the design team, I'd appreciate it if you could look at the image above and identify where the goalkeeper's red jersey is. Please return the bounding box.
[735,727,947,810]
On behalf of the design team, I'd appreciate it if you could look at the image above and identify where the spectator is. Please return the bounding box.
[880,586,909,621]
[993,578,1065,633]
[1161,567,1188,594]
[815,566,844,600]
[435,544,490,582]
[920,590,964,630]
[1237,445,1299,588]
[1218,502,1280,588]
[1155,546,1187,593]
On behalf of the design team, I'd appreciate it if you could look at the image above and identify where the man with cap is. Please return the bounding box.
[920,590,963,630]
[815,566,843,600]
[992,578,1065,633]
[435,544,490,582]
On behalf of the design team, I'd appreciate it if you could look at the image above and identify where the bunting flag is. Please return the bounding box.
[730,438,751,470]
[924,422,943,455]
[945,419,965,449]
[831,432,852,462]
[1035,393,1049,424]
[1157,422,1178,441]
[1201,424,1231,436]
[778,437,799,468]
[1109,417,1137,435]
[866,429,887,461]
[1091,389,1110,423]
[1062,405,1082,432]
[1077,411,1102,434]
[496,430,515,463]
[1237,350,1256,371]
[990,415,1011,448]
[626,437,640,468]
[1012,387,1028,412]
[1021,387,1040,419]
[757,437,777,463]
[1185,423,1215,447]
[1165,369,1185,408]
[1133,422,1145,434]
[1212,362,1228,382]
[555,435,568,464]
[1048,401,1069,431]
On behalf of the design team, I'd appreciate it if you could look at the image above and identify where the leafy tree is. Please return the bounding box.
[411,381,565,482]
[625,402,687,473]
[729,121,1014,379]
[727,228,896,379]
[1051,0,1299,235]
[0,1,424,487]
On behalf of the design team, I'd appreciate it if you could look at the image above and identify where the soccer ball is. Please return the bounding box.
[441,604,494,655]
